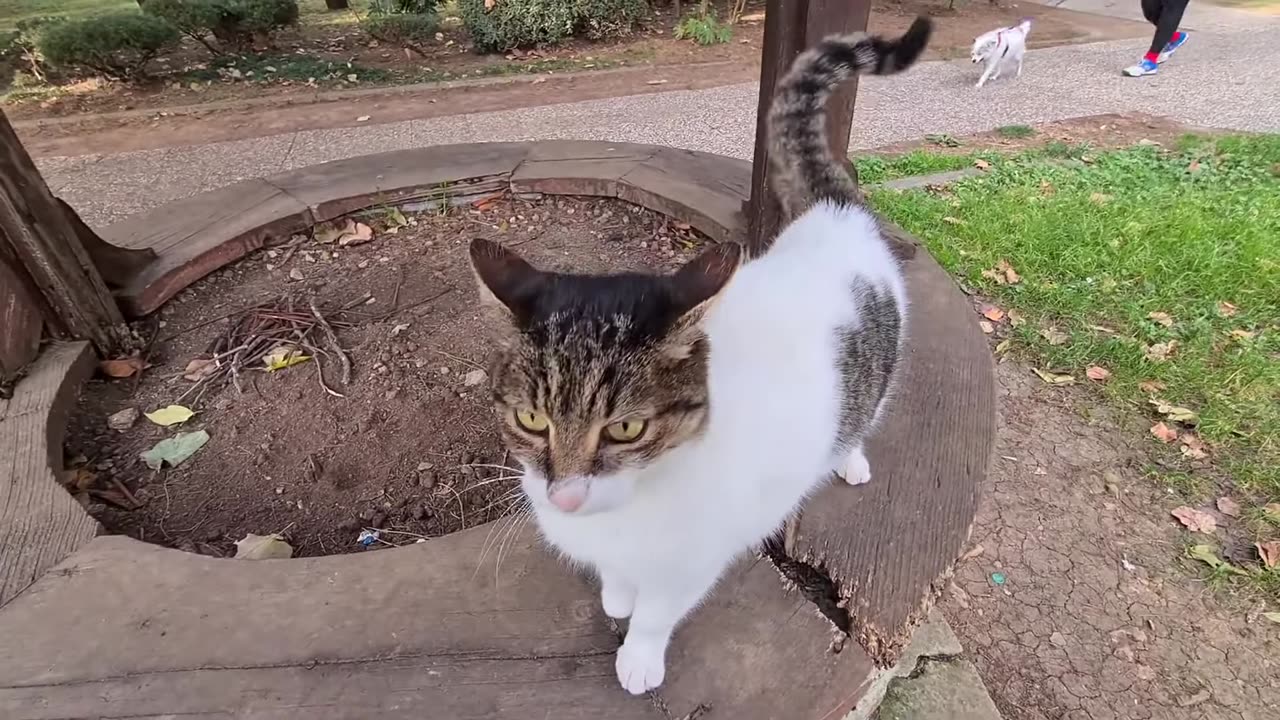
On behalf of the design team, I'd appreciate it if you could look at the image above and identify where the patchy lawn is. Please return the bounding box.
[869,134,1280,598]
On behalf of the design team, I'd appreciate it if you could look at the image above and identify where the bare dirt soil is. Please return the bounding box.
[9,1,1149,158]
[64,195,706,558]
[944,361,1280,720]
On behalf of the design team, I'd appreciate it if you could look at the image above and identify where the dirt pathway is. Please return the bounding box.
[944,362,1279,720]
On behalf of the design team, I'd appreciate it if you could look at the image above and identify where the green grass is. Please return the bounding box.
[869,134,1280,597]
[180,53,394,85]
[854,151,983,184]
[0,0,136,29]
[996,124,1035,139]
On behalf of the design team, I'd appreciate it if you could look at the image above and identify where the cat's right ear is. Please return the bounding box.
[469,238,544,324]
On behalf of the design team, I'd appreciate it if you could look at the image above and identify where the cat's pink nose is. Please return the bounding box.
[548,485,586,513]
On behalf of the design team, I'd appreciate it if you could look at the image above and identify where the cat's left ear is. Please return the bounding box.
[469,238,545,325]
[662,242,742,359]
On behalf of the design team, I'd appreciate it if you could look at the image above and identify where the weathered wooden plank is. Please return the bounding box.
[615,147,750,244]
[0,251,42,383]
[789,249,994,664]
[54,196,154,289]
[267,142,532,222]
[661,558,874,720]
[103,179,311,316]
[0,341,98,607]
[509,140,658,197]
[0,110,130,355]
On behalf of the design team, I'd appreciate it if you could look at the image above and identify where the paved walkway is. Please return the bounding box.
[40,3,1279,227]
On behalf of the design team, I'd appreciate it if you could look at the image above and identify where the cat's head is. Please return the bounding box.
[468,237,741,517]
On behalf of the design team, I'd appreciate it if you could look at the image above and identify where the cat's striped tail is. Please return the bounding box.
[767,18,932,220]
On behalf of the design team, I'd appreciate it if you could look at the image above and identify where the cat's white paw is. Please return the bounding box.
[601,583,636,619]
[837,450,872,486]
[616,639,666,695]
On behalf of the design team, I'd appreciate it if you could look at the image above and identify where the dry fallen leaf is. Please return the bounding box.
[1187,545,1246,575]
[1040,326,1069,345]
[1150,422,1178,443]
[1138,380,1166,394]
[1089,192,1112,205]
[979,320,995,334]
[1148,311,1174,327]
[145,404,195,427]
[140,430,210,470]
[339,221,374,247]
[1216,497,1242,518]
[1229,329,1256,341]
[1085,365,1111,382]
[1007,309,1026,328]
[981,305,1006,322]
[263,345,311,372]
[1033,368,1075,385]
[1144,340,1178,362]
[1087,324,1117,335]
[994,339,1012,355]
[1264,612,1280,625]
[1149,399,1199,425]
[942,216,965,225]
[99,352,149,379]
[356,115,371,122]
[997,259,1021,284]
[234,533,294,560]
[1266,504,1280,522]
[1257,541,1280,569]
[1217,301,1238,317]
[1171,506,1216,534]
[1186,160,1202,173]
[974,158,991,171]
[107,407,139,432]
[183,358,217,382]
[1180,434,1208,459]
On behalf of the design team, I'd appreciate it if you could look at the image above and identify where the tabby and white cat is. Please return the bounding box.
[468,17,932,695]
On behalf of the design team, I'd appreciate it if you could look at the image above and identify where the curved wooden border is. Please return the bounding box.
[2,141,992,720]
[102,141,750,318]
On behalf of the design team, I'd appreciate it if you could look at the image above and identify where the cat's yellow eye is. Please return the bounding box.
[515,409,550,434]
[604,419,647,443]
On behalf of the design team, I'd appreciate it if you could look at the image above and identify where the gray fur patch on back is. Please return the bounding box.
[833,284,903,451]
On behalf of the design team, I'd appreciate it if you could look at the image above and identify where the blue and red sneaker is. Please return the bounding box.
[1159,31,1188,63]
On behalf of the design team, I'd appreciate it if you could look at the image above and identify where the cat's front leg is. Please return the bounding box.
[615,580,713,695]
[598,570,636,619]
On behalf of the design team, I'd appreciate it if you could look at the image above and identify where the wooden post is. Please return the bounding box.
[0,110,132,357]
[746,0,871,255]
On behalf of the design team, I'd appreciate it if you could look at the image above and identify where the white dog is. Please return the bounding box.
[971,19,1031,88]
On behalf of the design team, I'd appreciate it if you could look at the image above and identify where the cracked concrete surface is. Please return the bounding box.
[942,362,1280,720]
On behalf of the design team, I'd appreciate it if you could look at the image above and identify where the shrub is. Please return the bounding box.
[39,11,179,80]
[369,0,441,13]
[674,11,731,46]
[362,13,439,56]
[1,17,65,82]
[142,0,298,54]
[459,0,647,51]
[575,0,648,41]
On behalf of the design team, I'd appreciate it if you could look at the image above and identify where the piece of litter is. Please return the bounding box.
[990,572,1007,585]
[357,529,381,547]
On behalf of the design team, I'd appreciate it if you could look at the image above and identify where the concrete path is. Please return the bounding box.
[40,3,1279,227]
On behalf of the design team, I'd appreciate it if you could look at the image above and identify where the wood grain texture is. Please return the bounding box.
[54,196,154,289]
[0,341,98,607]
[789,249,994,664]
[0,251,42,382]
[616,147,750,244]
[0,530,855,719]
[104,179,311,316]
[266,142,531,222]
[0,110,130,354]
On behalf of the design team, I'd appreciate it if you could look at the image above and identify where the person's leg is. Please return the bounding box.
[1126,0,1189,75]
[1141,0,1163,26]
[1149,0,1189,56]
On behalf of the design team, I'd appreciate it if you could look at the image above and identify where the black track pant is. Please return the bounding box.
[1141,0,1190,56]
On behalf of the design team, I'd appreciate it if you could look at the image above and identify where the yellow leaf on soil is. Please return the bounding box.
[1032,368,1075,385]
[1085,365,1111,382]
[145,405,195,427]
[1147,311,1174,327]
[233,533,294,560]
[1149,422,1178,443]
